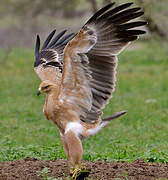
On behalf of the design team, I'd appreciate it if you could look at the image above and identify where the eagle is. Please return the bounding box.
[34,2,146,177]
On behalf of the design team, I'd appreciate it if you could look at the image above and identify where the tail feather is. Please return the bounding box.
[102,110,127,121]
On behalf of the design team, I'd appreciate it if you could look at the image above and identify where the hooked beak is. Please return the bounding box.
[37,89,41,96]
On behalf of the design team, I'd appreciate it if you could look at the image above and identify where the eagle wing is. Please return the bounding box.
[59,2,146,123]
[34,29,75,84]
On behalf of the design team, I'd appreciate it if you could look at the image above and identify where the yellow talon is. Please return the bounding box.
[70,163,84,179]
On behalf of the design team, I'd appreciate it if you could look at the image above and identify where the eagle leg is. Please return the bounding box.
[61,136,71,164]
[63,130,84,176]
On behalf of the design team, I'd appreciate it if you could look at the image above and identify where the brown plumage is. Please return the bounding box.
[34,2,146,177]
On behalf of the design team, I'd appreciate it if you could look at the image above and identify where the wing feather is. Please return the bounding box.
[98,2,133,21]
[53,33,75,47]
[60,2,146,123]
[34,30,75,83]
[85,2,115,24]
[42,29,56,50]
[35,35,40,61]
[48,30,67,48]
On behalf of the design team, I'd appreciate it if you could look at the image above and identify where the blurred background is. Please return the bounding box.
[0,0,168,48]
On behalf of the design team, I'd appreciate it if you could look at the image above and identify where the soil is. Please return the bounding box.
[0,158,168,180]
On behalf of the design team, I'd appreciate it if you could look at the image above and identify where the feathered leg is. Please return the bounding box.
[61,136,70,165]
[64,130,83,177]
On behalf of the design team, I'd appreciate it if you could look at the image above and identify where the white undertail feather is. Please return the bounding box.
[87,121,109,136]
[65,122,84,137]
[65,121,110,139]
[65,111,127,138]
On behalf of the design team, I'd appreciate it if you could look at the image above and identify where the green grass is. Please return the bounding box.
[0,40,168,163]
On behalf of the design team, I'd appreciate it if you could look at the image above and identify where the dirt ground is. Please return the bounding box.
[0,158,168,180]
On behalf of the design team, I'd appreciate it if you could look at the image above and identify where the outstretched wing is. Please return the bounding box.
[60,2,146,123]
[34,29,75,83]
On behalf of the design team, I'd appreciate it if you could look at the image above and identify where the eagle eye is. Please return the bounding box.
[42,85,50,90]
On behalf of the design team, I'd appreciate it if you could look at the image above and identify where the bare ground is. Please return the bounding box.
[0,158,168,180]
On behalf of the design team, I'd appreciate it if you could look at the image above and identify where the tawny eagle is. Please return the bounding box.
[34,2,146,177]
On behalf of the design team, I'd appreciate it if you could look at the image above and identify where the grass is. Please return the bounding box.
[0,40,168,163]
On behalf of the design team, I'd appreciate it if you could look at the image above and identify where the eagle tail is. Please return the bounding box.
[102,111,127,121]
